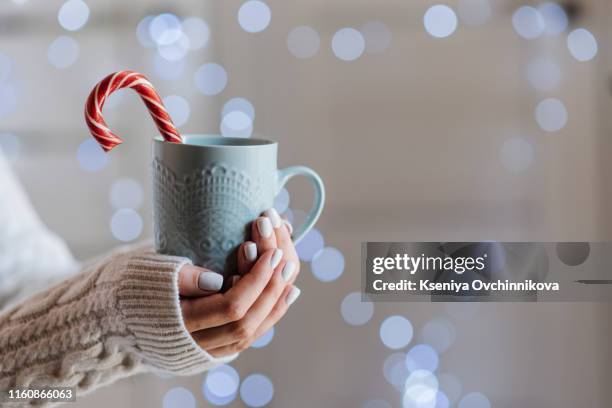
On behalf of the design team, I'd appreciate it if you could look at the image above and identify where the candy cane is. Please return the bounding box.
[85,70,182,152]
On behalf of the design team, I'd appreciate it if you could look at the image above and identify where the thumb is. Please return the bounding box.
[178,264,224,297]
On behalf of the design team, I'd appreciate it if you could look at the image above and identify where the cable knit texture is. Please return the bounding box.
[0,248,234,406]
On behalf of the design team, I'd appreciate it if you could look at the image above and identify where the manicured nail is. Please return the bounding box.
[257,217,273,238]
[198,271,224,291]
[231,275,240,287]
[244,242,257,262]
[283,219,293,235]
[286,287,301,306]
[265,208,282,228]
[281,261,295,282]
[270,248,283,268]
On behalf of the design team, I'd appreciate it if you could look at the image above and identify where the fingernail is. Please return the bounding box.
[257,217,273,238]
[283,219,293,235]
[244,242,257,262]
[265,208,282,228]
[270,248,283,268]
[286,287,301,306]
[231,275,240,287]
[281,261,295,282]
[198,271,224,291]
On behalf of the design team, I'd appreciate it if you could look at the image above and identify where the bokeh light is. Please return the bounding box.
[251,326,274,348]
[150,13,182,45]
[222,97,255,120]
[240,373,274,407]
[457,0,491,27]
[435,392,450,408]
[500,137,534,173]
[204,364,240,405]
[438,373,462,404]
[110,209,143,242]
[361,21,392,54]
[136,15,156,48]
[203,386,236,406]
[311,247,345,282]
[110,178,143,210]
[406,344,439,373]
[195,63,228,96]
[538,2,568,36]
[383,352,409,388]
[295,227,324,261]
[182,17,210,50]
[535,98,567,132]
[0,133,20,161]
[163,95,191,127]
[158,34,190,61]
[512,6,545,39]
[556,242,590,266]
[221,111,253,138]
[163,387,196,408]
[153,54,185,81]
[273,188,290,214]
[48,36,79,68]
[238,1,271,33]
[403,370,439,408]
[567,28,598,62]
[526,56,561,92]
[76,139,107,172]
[458,392,491,408]
[221,98,255,136]
[57,0,89,32]
[341,292,374,326]
[420,318,456,353]
[287,26,320,59]
[380,315,413,349]
[331,28,365,61]
[424,5,458,38]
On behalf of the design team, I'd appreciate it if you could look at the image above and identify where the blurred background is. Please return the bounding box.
[1,0,611,406]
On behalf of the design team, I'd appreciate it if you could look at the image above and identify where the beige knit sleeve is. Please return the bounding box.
[0,249,235,405]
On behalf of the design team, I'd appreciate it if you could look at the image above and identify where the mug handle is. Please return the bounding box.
[276,166,325,244]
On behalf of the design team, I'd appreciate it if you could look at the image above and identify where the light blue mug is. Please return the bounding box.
[152,135,325,276]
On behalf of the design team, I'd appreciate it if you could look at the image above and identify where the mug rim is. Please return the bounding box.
[154,134,276,148]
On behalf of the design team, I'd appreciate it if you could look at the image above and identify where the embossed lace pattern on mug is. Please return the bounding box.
[153,158,268,271]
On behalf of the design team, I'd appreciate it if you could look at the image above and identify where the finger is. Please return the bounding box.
[237,241,258,276]
[181,248,283,332]
[263,208,282,230]
[207,342,242,358]
[273,216,300,284]
[251,215,277,253]
[178,265,224,297]
[282,219,293,236]
[253,285,301,340]
[206,285,302,357]
[192,257,294,350]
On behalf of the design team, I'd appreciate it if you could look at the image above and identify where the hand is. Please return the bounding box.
[179,208,301,358]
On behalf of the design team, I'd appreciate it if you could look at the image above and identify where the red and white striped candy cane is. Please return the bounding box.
[85,70,182,152]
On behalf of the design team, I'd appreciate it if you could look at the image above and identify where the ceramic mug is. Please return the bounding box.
[152,134,325,276]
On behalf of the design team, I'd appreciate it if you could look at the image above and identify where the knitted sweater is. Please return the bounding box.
[0,152,234,405]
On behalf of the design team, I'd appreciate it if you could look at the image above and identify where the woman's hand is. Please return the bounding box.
[177,208,301,358]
